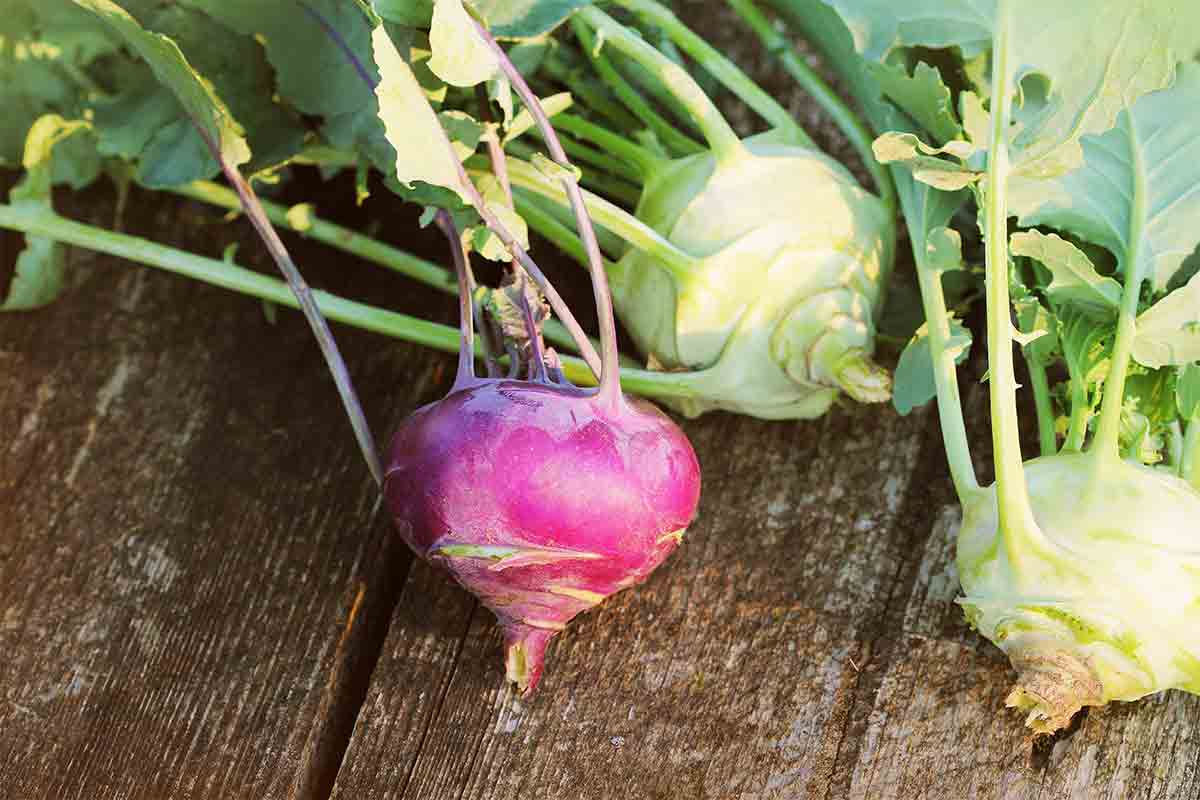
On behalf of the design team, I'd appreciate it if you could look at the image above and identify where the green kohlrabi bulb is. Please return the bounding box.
[607,135,892,420]
[957,452,1200,733]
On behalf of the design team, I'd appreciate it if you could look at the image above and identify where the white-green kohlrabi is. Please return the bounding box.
[766,0,1200,732]
[489,0,896,420]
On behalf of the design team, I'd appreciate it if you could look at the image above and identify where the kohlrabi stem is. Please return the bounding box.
[551,113,665,177]
[477,85,515,203]
[578,7,746,166]
[611,0,813,148]
[1093,274,1144,461]
[914,259,981,499]
[0,203,701,400]
[1063,379,1090,452]
[444,142,605,379]
[1183,415,1200,489]
[218,163,384,488]
[569,16,707,158]
[982,2,1040,546]
[436,210,477,387]
[507,182,627,257]
[531,126,643,183]
[1025,355,1057,456]
[168,180,585,356]
[725,0,896,214]
[540,51,645,133]
[499,159,698,278]
[513,191,596,267]
[170,180,455,293]
[505,141,642,205]
[479,21,622,403]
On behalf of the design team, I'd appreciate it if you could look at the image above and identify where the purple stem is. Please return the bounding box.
[446,158,602,379]
[434,210,477,389]
[474,20,622,406]
[216,159,384,487]
[476,89,545,383]
[477,85,515,204]
[468,271,502,378]
[516,280,549,382]
[299,14,604,379]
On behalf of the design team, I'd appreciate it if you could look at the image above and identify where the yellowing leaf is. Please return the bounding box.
[428,0,498,88]
[370,25,467,203]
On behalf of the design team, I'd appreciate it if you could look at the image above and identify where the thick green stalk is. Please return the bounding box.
[526,127,642,183]
[725,0,896,214]
[513,193,594,268]
[1063,378,1090,452]
[171,180,455,292]
[504,141,642,205]
[551,113,665,177]
[1093,249,1146,459]
[1092,112,1147,462]
[499,159,698,278]
[576,9,745,163]
[568,17,705,157]
[509,184,627,258]
[612,0,813,148]
[981,2,1042,552]
[914,263,981,500]
[1025,355,1057,456]
[0,204,699,399]
[540,50,645,133]
[168,180,586,355]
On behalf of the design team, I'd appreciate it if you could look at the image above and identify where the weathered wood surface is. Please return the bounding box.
[0,185,438,799]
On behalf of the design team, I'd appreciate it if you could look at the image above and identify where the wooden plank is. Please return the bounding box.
[0,184,451,799]
[331,399,940,799]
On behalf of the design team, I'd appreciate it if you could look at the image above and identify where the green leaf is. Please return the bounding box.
[428,0,498,86]
[72,0,250,167]
[178,0,393,172]
[1060,308,1109,391]
[924,226,963,274]
[1133,272,1200,368]
[373,0,433,27]
[472,0,591,38]
[893,317,972,415]
[1009,230,1121,317]
[1177,363,1200,421]
[371,24,468,202]
[2,115,91,311]
[869,61,960,144]
[374,0,584,38]
[439,110,485,160]
[1016,63,1200,292]
[1014,296,1057,366]
[115,1,306,172]
[824,0,1200,181]
[468,174,528,261]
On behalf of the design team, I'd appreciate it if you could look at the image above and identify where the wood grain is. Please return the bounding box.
[0,184,450,799]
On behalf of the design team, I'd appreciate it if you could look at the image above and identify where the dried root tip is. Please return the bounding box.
[503,624,558,696]
[830,350,891,404]
[1004,650,1104,735]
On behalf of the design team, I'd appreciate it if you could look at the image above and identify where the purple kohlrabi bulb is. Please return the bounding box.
[384,378,701,694]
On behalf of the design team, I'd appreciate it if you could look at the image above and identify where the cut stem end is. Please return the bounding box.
[502,624,558,696]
